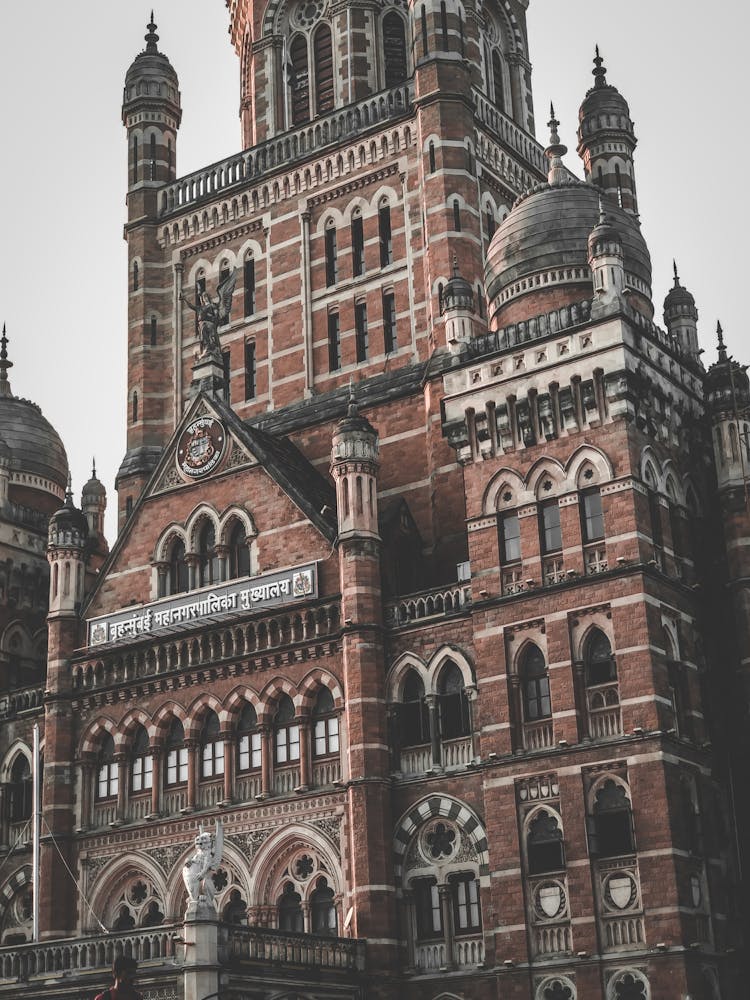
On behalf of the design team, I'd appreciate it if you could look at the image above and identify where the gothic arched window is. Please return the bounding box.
[278,882,304,931]
[313,24,334,114]
[198,522,220,587]
[399,671,430,748]
[312,687,339,758]
[237,703,262,773]
[584,629,616,686]
[527,809,565,874]
[521,645,551,721]
[130,725,153,793]
[227,521,251,579]
[8,755,32,822]
[590,779,635,858]
[383,12,408,87]
[165,718,188,787]
[96,734,118,801]
[438,661,471,740]
[450,873,482,932]
[491,49,505,110]
[310,876,337,935]
[200,710,225,779]
[168,539,189,596]
[289,35,310,125]
[274,695,300,765]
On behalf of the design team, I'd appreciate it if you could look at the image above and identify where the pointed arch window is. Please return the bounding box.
[584,629,617,686]
[521,645,551,721]
[244,253,256,317]
[200,710,225,779]
[133,261,139,292]
[414,877,442,939]
[438,661,471,739]
[399,671,430,748]
[96,734,118,801]
[278,882,304,931]
[237,703,262,772]
[313,687,339,758]
[8,755,32,823]
[131,391,139,424]
[289,35,310,125]
[378,201,393,266]
[491,50,505,110]
[383,12,407,87]
[527,809,565,874]
[581,489,604,542]
[313,24,334,114]
[274,695,300,765]
[451,873,482,932]
[165,718,188,787]
[130,725,153,793]
[228,521,251,579]
[589,779,635,857]
[311,876,337,934]
[169,539,189,596]
[198,521,220,587]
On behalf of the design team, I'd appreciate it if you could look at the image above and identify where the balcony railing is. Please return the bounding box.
[442,736,472,770]
[197,778,225,810]
[223,925,366,972]
[159,83,414,217]
[414,934,484,972]
[385,584,471,627]
[472,89,546,173]
[312,758,341,788]
[542,557,565,587]
[0,686,44,720]
[585,546,608,575]
[523,719,554,751]
[273,765,300,795]
[502,568,524,596]
[587,683,622,739]
[398,744,432,775]
[235,772,262,802]
[602,913,645,950]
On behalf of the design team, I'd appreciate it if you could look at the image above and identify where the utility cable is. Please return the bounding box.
[0,820,29,882]
[41,815,108,934]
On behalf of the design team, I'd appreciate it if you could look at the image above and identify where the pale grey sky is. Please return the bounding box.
[0,1,746,534]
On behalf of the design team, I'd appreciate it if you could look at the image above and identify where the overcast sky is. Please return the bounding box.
[0,1,746,538]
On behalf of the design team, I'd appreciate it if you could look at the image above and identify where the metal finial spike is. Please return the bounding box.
[65,472,74,504]
[452,254,459,278]
[145,12,159,52]
[347,376,358,417]
[593,44,607,86]
[92,458,97,479]
[716,320,728,362]
[549,101,555,119]
[673,260,680,287]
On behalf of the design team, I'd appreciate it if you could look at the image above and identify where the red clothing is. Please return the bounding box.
[94,987,143,1000]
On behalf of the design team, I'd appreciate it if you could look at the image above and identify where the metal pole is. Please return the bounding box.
[32,722,40,940]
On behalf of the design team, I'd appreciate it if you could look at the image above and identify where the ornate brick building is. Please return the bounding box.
[0,3,748,999]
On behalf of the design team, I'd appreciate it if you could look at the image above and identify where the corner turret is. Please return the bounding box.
[330,386,380,541]
[664,261,701,365]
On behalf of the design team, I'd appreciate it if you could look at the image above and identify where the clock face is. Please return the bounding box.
[176,416,226,480]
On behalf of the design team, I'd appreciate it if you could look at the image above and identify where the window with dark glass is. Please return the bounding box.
[383,12,407,87]
[130,726,152,793]
[439,1,448,50]
[219,259,231,290]
[200,711,225,779]
[228,521,251,579]
[589,780,636,857]
[527,810,565,874]
[132,136,139,183]
[649,490,663,547]
[165,718,188,786]
[383,291,397,353]
[311,876,337,934]
[352,214,365,277]
[150,132,157,180]
[278,882,304,931]
[451,874,481,932]
[325,223,338,286]
[420,6,429,57]
[668,502,683,557]
[438,661,470,740]
[327,311,341,371]
[244,341,256,400]
[274,695,300,765]
[289,35,310,125]
[313,24,334,114]
[414,878,442,938]
[581,490,604,543]
[198,522,220,587]
[169,540,189,595]
[399,671,430,747]
[8,755,31,822]
[585,629,616,686]
[379,203,393,267]
[355,302,368,362]
[499,512,521,563]
[149,315,157,346]
[428,142,436,173]
[486,208,496,239]
[452,200,461,232]
[491,50,504,109]
[132,391,139,424]
[539,501,562,554]
[615,164,623,208]
[521,644,551,721]
[133,261,139,292]
[237,703,262,772]
[313,687,340,757]
[244,255,256,316]
[96,734,118,800]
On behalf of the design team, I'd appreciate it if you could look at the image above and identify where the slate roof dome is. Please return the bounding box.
[0,330,69,504]
[49,482,89,541]
[578,47,634,143]
[123,16,181,115]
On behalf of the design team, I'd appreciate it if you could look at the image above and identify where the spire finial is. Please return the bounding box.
[544,103,568,186]
[65,472,74,506]
[91,457,97,480]
[598,193,607,224]
[717,320,728,362]
[452,254,459,279]
[593,44,607,88]
[0,324,13,398]
[145,12,159,53]
[673,259,680,286]
[347,376,358,417]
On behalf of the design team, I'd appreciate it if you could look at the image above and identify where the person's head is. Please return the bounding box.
[112,955,137,985]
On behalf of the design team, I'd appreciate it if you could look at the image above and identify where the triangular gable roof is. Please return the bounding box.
[82,391,337,615]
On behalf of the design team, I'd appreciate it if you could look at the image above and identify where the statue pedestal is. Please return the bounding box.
[183,897,220,1000]
[189,352,226,400]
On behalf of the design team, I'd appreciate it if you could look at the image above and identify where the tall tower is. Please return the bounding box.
[663,261,701,366]
[118,16,182,527]
[577,48,639,215]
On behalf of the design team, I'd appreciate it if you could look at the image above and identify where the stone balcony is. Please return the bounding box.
[384,583,471,628]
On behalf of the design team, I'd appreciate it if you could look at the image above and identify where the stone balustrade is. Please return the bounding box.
[223,924,366,972]
[385,584,471,628]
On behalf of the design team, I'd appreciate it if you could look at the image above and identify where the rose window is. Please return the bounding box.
[423,821,457,860]
[295,853,316,879]
[212,868,229,892]
[291,0,324,28]
[543,981,573,1000]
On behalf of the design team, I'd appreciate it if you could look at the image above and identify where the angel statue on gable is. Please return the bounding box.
[182,819,224,906]
[181,268,237,358]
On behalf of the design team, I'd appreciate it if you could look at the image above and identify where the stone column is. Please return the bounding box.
[182,899,220,1000]
[149,748,161,819]
[438,883,455,971]
[258,725,272,798]
[114,753,127,825]
[186,740,198,811]
[221,730,234,806]
[426,695,442,770]
[296,718,310,791]
[78,760,93,832]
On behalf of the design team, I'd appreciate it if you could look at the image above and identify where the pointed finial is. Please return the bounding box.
[145,13,159,53]
[717,320,728,362]
[452,254,460,279]
[598,193,607,224]
[65,472,74,506]
[347,376,358,417]
[91,458,98,480]
[673,259,680,286]
[545,103,568,186]
[593,44,607,88]
[0,324,13,398]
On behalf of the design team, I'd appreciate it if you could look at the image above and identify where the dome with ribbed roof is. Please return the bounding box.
[578,48,634,145]
[123,16,181,117]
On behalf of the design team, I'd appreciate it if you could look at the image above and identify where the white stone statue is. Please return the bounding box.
[182,820,224,905]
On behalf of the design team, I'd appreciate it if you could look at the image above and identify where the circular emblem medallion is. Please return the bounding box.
[176,416,227,480]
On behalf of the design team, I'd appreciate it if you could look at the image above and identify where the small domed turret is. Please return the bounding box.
[331,385,380,541]
[663,261,700,363]
[706,323,750,494]
[48,476,89,615]
[442,257,477,352]
[49,476,89,544]
[82,460,108,546]
[588,198,625,312]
